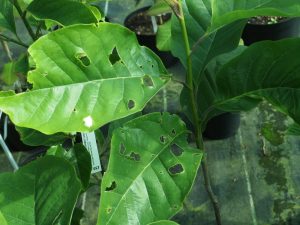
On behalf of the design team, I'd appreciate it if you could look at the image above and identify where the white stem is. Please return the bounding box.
[0,134,19,171]
[104,0,109,17]
[151,16,158,33]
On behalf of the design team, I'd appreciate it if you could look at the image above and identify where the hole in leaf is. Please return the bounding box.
[73,108,77,112]
[169,164,184,175]
[119,143,126,155]
[127,100,135,110]
[139,65,143,69]
[151,64,154,68]
[160,135,167,144]
[172,205,179,210]
[106,207,112,214]
[129,152,141,161]
[76,52,90,66]
[171,129,176,135]
[142,75,154,87]
[105,181,117,192]
[171,144,183,156]
[109,47,121,65]
[159,171,163,174]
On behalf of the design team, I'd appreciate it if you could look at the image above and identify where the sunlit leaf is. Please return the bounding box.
[0,24,169,134]
[98,113,202,225]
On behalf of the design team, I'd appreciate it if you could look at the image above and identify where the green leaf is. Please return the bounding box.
[71,207,85,225]
[98,112,202,225]
[0,0,15,33]
[147,0,173,16]
[148,221,179,225]
[286,123,300,136]
[170,0,246,84]
[211,0,300,31]
[0,156,82,225]
[0,24,169,134]
[27,0,99,26]
[1,54,29,86]
[47,144,92,190]
[209,39,300,126]
[15,126,70,146]
[156,20,172,51]
[0,211,8,225]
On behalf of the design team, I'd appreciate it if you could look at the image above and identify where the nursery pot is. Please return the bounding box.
[203,112,241,140]
[124,6,178,68]
[242,17,300,46]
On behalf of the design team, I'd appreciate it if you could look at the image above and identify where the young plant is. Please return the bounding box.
[0,0,300,225]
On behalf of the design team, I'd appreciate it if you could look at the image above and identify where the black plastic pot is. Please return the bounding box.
[124,6,178,68]
[242,17,300,46]
[203,113,241,140]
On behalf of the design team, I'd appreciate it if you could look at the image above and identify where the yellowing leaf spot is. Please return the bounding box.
[83,116,93,128]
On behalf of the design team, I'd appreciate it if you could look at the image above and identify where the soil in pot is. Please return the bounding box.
[242,16,300,46]
[124,6,178,67]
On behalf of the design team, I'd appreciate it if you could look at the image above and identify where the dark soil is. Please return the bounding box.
[248,16,288,25]
[125,9,171,35]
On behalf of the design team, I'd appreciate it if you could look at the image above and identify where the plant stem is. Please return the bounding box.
[10,0,36,41]
[177,1,222,224]
[1,40,13,61]
[0,34,28,48]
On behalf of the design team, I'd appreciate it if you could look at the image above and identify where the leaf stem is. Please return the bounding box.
[1,40,13,61]
[10,0,36,41]
[176,1,222,224]
[0,34,28,48]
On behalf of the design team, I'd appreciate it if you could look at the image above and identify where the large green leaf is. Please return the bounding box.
[211,0,300,31]
[205,39,300,125]
[0,156,82,225]
[0,0,15,33]
[170,0,246,84]
[98,113,202,225]
[0,24,169,134]
[27,0,99,26]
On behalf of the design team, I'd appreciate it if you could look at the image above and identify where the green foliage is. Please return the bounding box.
[0,0,15,33]
[0,156,82,225]
[2,0,300,224]
[211,0,300,31]
[0,24,169,134]
[98,113,202,225]
[16,126,70,146]
[27,0,99,26]
[156,20,172,51]
[148,220,179,225]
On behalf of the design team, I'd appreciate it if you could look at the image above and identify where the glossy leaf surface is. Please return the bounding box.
[0,24,169,134]
[209,39,300,125]
[27,0,98,26]
[156,20,172,51]
[211,0,300,31]
[98,113,202,225]
[170,0,246,84]
[0,156,82,225]
[0,0,15,33]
